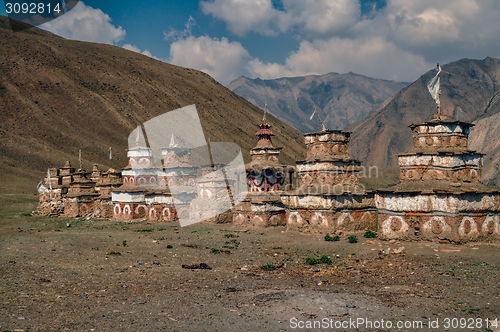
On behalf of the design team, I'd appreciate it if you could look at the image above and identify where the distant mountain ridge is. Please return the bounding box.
[348,57,500,186]
[228,72,409,133]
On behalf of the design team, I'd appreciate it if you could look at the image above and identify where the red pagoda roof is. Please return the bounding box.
[255,124,275,137]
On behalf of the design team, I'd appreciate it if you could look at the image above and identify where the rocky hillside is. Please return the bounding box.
[348,57,500,185]
[0,16,306,193]
[228,73,408,133]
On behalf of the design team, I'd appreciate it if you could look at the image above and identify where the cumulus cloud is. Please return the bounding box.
[40,1,126,44]
[200,0,360,37]
[382,0,500,62]
[249,37,429,82]
[191,0,500,83]
[169,36,252,85]
[164,16,198,41]
[200,0,280,36]
[122,44,159,60]
[279,0,360,34]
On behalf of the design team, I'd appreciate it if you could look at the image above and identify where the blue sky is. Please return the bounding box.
[3,0,500,85]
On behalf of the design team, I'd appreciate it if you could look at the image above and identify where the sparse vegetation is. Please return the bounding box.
[325,234,340,242]
[363,230,377,238]
[347,235,358,243]
[106,251,121,255]
[166,245,173,249]
[122,240,127,247]
[210,248,231,254]
[260,264,277,271]
[305,257,319,265]
[319,255,332,264]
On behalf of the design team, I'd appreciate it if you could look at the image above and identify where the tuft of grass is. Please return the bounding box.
[319,255,332,264]
[166,245,173,249]
[363,230,377,238]
[158,228,166,231]
[106,251,121,255]
[261,264,277,271]
[135,229,153,232]
[325,234,340,242]
[122,240,127,247]
[222,245,235,249]
[211,248,231,254]
[306,257,321,265]
[347,235,358,243]
[20,211,32,217]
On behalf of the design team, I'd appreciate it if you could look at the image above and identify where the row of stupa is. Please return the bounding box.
[38,108,500,242]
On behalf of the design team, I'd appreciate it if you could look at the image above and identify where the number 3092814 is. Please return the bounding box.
[5,2,62,14]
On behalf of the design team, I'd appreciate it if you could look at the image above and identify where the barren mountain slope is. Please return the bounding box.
[0,17,306,192]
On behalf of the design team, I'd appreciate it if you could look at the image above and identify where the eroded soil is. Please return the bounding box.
[1,194,500,331]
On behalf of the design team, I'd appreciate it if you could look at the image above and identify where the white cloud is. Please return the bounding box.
[168,0,500,85]
[200,0,279,36]
[40,1,126,44]
[122,44,141,53]
[279,0,360,34]
[248,37,430,82]
[169,36,252,85]
[200,0,360,36]
[164,16,198,41]
[381,0,500,61]
[122,44,159,60]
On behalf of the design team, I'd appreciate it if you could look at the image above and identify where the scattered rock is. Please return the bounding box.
[393,247,406,254]
[389,239,396,244]
[335,230,344,236]
[365,240,375,245]
[440,249,460,253]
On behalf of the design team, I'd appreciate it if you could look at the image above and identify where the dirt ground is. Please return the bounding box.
[1,193,500,332]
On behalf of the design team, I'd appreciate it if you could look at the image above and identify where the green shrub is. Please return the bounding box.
[363,230,377,238]
[106,251,121,255]
[122,240,127,247]
[306,257,321,265]
[325,234,340,242]
[166,245,173,249]
[319,255,332,264]
[347,235,358,243]
[260,264,277,271]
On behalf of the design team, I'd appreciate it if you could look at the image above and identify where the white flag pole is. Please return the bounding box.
[311,106,326,131]
[79,149,82,170]
[427,63,442,114]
